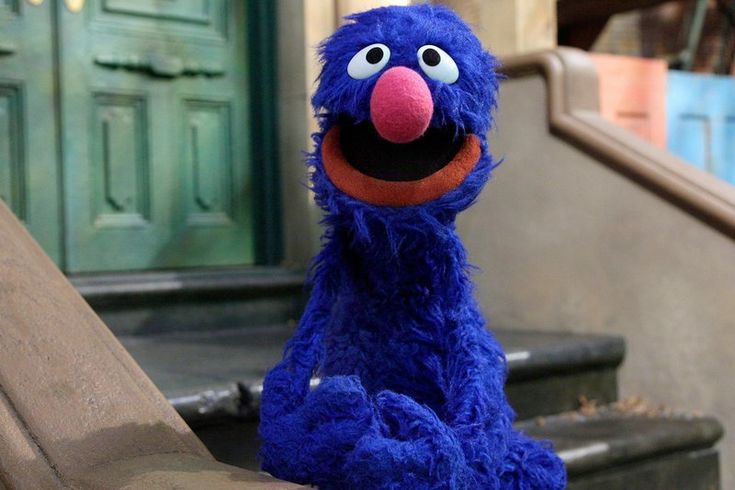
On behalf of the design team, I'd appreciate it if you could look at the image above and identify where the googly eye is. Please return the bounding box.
[417,45,459,84]
[347,43,391,79]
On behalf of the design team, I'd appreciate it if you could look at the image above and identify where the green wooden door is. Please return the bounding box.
[0,0,62,263]
[58,0,254,272]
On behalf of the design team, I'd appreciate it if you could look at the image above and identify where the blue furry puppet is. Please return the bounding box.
[259,5,566,489]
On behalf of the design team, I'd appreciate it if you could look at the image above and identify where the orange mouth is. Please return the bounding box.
[322,126,481,207]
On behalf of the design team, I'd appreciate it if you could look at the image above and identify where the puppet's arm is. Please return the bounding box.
[442,314,567,489]
[343,389,471,488]
[343,312,564,489]
[259,282,329,420]
[338,318,493,488]
[260,283,469,488]
[259,282,380,487]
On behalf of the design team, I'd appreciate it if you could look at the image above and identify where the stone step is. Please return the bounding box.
[72,267,308,337]
[520,411,723,489]
[119,325,625,423]
[191,409,723,490]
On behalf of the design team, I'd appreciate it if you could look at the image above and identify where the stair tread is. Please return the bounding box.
[499,329,624,380]
[119,325,624,422]
[73,267,305,305]
[518,411,724,477]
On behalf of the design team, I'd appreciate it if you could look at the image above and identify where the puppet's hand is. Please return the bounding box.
[343,390,472,488]
[261,375,379,487]
[301,375,378,445]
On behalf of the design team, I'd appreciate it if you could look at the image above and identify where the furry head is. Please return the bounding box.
[310,4,499,222]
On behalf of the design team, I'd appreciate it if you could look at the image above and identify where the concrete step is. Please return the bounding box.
[191,409,723,490]
[520,411,723,489]
[119,325,625,423]
[101,267,722,489]
[72,267,308,337]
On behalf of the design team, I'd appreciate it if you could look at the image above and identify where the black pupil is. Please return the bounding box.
[366,47,384,64]
[422,48,441,67]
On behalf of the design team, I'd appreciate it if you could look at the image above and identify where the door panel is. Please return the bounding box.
[183,99,233,224]
[103,0,211,22]
[59,0,253,272]
[91,0,226,41]
[92,92,150,225]
[0,0,62,263]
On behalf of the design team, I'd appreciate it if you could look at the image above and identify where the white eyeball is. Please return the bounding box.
[347,43,391,79]
[417,45,459,84]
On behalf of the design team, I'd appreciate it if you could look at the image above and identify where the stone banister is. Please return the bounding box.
[0,200,299,488]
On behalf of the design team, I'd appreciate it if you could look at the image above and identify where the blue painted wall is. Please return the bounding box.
[667,71,735,184]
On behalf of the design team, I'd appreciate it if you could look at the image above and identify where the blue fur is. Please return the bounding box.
[259,5,566,489]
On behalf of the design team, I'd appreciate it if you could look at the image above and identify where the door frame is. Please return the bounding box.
[247,0,283,266]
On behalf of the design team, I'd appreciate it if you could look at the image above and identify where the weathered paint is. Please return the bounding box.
[667,70,735,185]
[591,53,668,148]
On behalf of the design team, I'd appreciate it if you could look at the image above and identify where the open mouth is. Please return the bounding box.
[322,120,481,207]
[341,120,465,181]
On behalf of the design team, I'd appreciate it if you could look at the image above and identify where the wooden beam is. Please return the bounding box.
[437,0,557,57]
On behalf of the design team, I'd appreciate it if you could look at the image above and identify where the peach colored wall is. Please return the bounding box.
[590,54,668,148]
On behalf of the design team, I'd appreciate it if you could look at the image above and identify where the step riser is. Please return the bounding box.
[507,367,618,420]
[568,448,720,490]
[174,366,619,427]
[195,421,261,472]
[95,294,306,336]
[72,268,308,336]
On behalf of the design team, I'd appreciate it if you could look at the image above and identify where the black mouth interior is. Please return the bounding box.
[339,119,465,182]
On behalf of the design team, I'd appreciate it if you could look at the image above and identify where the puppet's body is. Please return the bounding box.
[259,5,566,489]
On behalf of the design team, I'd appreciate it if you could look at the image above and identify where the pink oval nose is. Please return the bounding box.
[370,66,433,144]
